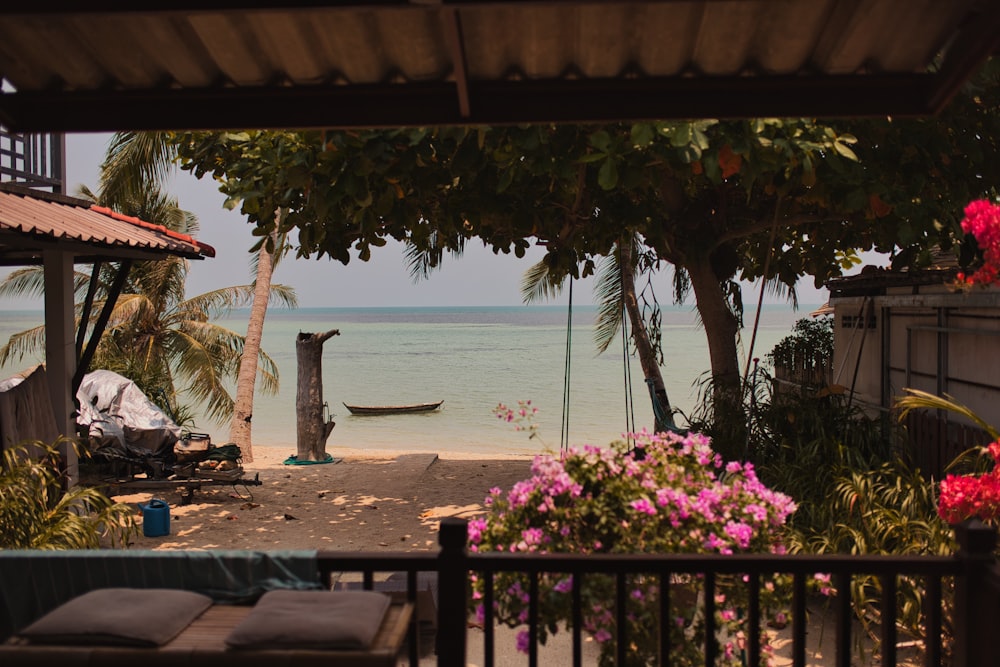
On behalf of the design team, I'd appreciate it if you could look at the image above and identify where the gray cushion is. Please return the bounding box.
[225,590,391,650]
[17,588,213,647]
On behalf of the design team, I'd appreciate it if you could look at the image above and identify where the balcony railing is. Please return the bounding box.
[0,128,64,192]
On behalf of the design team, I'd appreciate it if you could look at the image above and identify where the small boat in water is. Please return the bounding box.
[343,400,444,416]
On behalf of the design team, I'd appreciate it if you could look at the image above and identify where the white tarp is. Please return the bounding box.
[75,370,182,457]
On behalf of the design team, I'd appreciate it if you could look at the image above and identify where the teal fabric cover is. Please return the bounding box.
[0,549,321,641]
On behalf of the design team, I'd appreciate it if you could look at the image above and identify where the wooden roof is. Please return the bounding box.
[0,185,215,265]
[1,1,998,132]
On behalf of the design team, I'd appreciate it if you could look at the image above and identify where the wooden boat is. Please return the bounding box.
[342,401,443,416]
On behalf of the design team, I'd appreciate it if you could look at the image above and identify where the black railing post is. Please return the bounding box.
[952,519,998,667]
[437,517,469,667]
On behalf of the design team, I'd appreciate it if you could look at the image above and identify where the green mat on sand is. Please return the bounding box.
[283,454,341,466]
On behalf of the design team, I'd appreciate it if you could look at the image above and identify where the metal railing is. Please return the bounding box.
[329,518,999,667]
[0,128,64,192]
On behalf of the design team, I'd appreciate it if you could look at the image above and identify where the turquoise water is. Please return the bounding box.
[0,305,811,456]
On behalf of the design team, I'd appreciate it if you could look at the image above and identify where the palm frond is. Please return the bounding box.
[181,285,257,317]
[520,260,563,304]
[404,233,466,282]
[100,132,178,209]
[253,349,281,396]
[895,388,1000,441]
[404,241,442,282]
[0,267,48,300]
[593,250,624,355]
[0,325,46,365]
[267,284,299,308]
[164,323,241,422]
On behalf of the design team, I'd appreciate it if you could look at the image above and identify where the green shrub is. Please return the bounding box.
[0,440,137,550]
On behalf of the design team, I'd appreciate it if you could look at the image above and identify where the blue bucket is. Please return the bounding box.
[138,498,170,537]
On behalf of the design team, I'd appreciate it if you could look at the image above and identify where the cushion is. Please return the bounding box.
[17,588,213,647]
[225,589,391,650]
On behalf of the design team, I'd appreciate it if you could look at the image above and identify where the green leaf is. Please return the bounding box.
[598,158,619,190]
[630,123,654,147]
[497,168,515,193]
[834,140,859,161]
[670,123,692,147]
[589,130,612,152]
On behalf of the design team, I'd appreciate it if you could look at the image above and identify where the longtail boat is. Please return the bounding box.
[342,401,443,416]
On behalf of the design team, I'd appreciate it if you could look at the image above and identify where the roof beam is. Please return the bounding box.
[0,73,936,133]
[442,8,471,119]
[0,1,734,17]
[926,3,1000,113]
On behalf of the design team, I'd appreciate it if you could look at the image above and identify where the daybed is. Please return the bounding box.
[0,590,412,667]
[0,551,413,667]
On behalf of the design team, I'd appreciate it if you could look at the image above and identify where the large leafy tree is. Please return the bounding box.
[169,61,1000,457]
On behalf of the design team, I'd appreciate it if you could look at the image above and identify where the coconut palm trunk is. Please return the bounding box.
[618,241,675,433]
[228,228,278,463]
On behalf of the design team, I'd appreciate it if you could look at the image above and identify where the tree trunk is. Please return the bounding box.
[228,230,277,463]
[685,258,746,459]
[619,242,675,433]
[295,329,339,461]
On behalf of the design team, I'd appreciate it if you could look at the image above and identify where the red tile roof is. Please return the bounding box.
[0,185,214,264]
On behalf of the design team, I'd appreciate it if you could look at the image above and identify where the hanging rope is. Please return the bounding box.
[560,277,574,452]
[742,201,782,387]
[618,246,637,448]
[622,297,636,448]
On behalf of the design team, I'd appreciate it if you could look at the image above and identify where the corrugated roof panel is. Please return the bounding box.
[66,15,164,88]
[749,2,832,74]
[692,2,768,76]
[0,1,997,130]
[631,3,702,76]
[244,12,326,85]
[0,189,212,261]
[189,13,272,87]
[133,15,219,89]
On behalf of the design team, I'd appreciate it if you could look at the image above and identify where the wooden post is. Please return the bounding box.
[294,329,339,461]
[43,249,77,485]
[952,519,999,667]
[437,517,468,667]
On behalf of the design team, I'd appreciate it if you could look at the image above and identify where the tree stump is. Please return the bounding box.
[295,329,339,461]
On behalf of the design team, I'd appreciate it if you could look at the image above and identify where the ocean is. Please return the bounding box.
[0,305,813,457]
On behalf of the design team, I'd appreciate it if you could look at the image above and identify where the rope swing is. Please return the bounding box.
[620,249,637,448]
[560,276,574,452]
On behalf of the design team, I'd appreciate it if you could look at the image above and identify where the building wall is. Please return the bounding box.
[831,286,1000,428]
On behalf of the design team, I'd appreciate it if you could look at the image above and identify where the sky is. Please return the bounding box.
[3,132,844,310]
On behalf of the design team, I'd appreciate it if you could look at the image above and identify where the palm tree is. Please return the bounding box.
[100,132,295,462]
[0,185,291,429]
[228,225,286,462]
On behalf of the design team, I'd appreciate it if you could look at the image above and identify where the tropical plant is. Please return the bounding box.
[0,440,137,549]
[469,429,797,666]
[744,354,954,658]
[766,316,834,387]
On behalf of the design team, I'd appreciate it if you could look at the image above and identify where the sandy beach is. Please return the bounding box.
[114,446,534,552]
